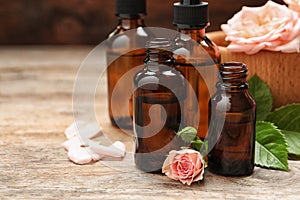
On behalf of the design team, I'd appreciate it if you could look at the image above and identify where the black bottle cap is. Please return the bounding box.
[173,0,209,28]
[116,0,146,17]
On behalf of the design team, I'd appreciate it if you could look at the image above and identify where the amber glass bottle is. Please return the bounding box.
[208,62,256,176]
[173,0,221,140]
[107,0,148,129]
[133,38,186,173]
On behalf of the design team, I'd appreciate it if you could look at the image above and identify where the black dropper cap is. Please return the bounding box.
[116,0,146,17]
[173,0,209,28]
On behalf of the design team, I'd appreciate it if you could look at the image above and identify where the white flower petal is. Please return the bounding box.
[89,140,126,158]
[64,121,103,140]
[67,145,103,165]
[64,121,85,139]
[61,136,88,151]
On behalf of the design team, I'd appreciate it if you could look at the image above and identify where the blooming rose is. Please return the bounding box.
[162,149,204,185]
[284,0,300,14]
[221,1,300,54]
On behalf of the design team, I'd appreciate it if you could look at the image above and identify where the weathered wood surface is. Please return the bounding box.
[0,46,299,199]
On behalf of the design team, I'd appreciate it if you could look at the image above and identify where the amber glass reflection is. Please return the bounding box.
[174,28,221,140]
[208,62,256,176]
[107,18,148,129]
[133,39,186,173]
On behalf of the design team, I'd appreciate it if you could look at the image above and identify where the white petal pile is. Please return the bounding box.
[62,121,126,164]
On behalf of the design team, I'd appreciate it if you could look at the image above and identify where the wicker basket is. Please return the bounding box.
[207,31,300,108]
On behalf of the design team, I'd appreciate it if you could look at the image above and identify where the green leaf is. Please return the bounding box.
[191,139,203,151]
[191,139,207,155]
[248,74,273,121]
[176,126,197,143]
[282,130,300,156]
[255,121,288,171]
[266,104,300,132]
[266,104,300,158]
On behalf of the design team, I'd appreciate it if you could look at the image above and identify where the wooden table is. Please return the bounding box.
[0,46,299,199]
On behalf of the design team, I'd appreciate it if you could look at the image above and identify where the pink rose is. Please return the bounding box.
[221,1,300,54]
[284,0,300,14]
[162,149,204,185]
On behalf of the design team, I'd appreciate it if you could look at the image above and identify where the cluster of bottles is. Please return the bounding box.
[106,0,256,176]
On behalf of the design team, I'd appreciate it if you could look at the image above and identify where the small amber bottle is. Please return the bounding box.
[133,38,186,173]
[173,0,221,140]
[107,0,148,129]
[208,62,256,176]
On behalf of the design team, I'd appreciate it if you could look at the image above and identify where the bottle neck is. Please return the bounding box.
[146,49,174,64]
[118,17,145,30]
[217,62,249,91]
[145,38,174,71]
[177,27,206,41]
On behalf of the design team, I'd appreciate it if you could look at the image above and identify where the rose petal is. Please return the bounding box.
[266,35,300,52]
[162,150,179,173]
[284,0,300,14]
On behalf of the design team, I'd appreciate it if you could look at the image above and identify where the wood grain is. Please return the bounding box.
[0,46,299,199]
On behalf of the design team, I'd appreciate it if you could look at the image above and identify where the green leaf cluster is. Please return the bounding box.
[176,127,197,143]
[249,75,300,171]
[176,127,207,156]
[255,121,288,170]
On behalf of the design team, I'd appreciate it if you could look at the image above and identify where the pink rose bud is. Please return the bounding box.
[162,149,205,185]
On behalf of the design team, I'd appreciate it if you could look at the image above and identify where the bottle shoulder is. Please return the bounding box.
[134,66,185,80]
[106,26,153,54]
[134,66,187,101]
[211,90,256,112]
[174,34,221,65]
[202,36,221,59]
[134,66,186,87]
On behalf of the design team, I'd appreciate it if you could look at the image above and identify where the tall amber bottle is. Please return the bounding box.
[173,0,221,140]
[133,38,186,173]
[107,0,148,129]
[208,62,256,176]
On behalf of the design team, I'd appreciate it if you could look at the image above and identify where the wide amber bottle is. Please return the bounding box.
[107,0,149,129]
[173,0,221,139]
[133,38,186,173]
[208,62,256,176]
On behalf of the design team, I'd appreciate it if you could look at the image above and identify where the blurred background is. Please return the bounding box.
[0,0,285,45]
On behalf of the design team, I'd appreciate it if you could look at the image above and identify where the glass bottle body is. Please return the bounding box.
[107,17,149,129]
[133,40,186,173]
[174,28,221,140]
[208,62,256,176]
